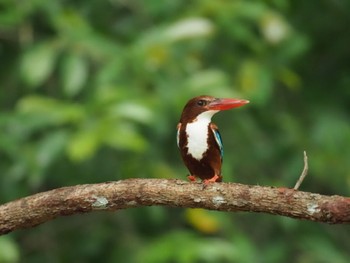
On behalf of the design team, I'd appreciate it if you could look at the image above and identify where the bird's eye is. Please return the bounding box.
[197,100,207,106]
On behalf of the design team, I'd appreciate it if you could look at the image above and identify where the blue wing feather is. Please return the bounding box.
[211,126,223,159]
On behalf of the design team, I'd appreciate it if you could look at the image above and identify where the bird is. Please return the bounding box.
[177,95,249,184]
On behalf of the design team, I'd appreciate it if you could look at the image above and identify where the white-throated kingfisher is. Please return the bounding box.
[177,95,249,184]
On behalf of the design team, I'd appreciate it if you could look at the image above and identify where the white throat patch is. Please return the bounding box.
[185,110,218,160]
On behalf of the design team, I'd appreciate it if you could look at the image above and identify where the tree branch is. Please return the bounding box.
[1,179,350,235]
[294,151,309,190]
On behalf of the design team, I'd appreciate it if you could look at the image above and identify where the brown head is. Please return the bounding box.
[179,95,249,123]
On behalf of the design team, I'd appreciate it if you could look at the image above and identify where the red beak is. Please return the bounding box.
[208,98,250,111]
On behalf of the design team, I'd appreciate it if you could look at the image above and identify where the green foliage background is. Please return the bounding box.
[1,0,350,262]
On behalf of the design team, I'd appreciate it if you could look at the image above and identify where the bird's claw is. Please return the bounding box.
[187,174,222,189]
[203,174,222,184]
[201,174,222,189]
[187,175,197,182]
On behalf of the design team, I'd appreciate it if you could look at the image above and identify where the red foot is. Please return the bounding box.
[203,174,222,185]
[187,175,197,182]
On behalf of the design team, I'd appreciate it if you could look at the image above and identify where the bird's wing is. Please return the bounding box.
[210,123,223,159]
[176,123,181,148]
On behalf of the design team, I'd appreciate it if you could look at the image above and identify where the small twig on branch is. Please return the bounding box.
[1,178,350,235]
[294,151,309,190]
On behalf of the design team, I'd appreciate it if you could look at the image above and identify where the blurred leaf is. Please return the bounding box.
[95,59,125,86]
[53,9,121,61]
[310,112,350,182]
[137,231,238,263]
[185,69,229,92]
[17,96,85,126]
[234,1,267,20]
[260,12,290,44]
[164,17,215,42]
[61,52,88,97]
[103,123,148,152]
[300,236,349,263]
[0,236,20,263]
[278,67,301,90]
[136,231,196,263]
[20,41,58,88]
[311,113,350,154]
[67,126,100,162]
[238,59,273,105]
[151,162,178,179]
[110,102,153,124]
[53,8,92,38]
[278,33,310,61]
[67,121,147,162]
[36,130,69,169]
[185,209,220,234]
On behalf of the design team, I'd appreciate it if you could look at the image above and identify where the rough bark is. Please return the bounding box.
[1,179,350,235]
